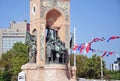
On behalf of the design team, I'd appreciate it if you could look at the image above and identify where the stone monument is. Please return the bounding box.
[21,0,76,81]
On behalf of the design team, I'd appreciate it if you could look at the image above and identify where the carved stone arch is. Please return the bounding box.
[45,8,66,42]
[45,8,65,29]
[44,7,65,19]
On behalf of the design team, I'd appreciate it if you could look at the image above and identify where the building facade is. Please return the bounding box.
[110,56,120,71]
[0,21,30,56]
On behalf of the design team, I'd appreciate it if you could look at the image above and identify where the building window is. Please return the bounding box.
[2,37,25,53]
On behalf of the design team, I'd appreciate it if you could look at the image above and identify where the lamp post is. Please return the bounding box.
[73,27,76,67]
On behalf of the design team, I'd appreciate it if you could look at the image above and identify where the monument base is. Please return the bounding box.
[21,63,76,81]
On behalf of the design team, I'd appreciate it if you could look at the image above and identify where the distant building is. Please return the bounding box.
[110,55,120,71]
[0,21,30,56]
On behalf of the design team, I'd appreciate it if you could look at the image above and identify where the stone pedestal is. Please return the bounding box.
[21,63,76,81]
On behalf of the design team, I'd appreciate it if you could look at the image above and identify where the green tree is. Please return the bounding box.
[108,70,120,80]
[86,54,101,79]
[11,42,29,81]
[0,42,28,81]
[70,54,89,78]
[0,49,15,81]
[76,55,88,78]
[0,70,12,81]
[70,54,107,79]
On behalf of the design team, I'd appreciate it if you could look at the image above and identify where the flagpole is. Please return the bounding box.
[74,27,76,67]
[101,57,103,79]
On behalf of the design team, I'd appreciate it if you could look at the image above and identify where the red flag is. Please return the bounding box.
[101,51,107,58]
[90,48,96,52]
[85,43,91,53]
[80,43,85,53]
[109,52,114,55]
[91,37,105,43]
[72,44,79,50]
[107,36,120,42]
[106,52,114,57]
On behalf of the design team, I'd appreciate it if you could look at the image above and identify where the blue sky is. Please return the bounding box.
[0,0,120,69]
[70,0,120,69]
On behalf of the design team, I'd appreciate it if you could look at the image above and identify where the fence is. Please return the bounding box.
[79,78,120,81]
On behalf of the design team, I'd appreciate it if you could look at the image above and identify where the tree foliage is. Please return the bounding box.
[0,43,120,80]
[70,54,106,79]
[0,42,28,81]
[108,70,120,80]
[86,55,101,79]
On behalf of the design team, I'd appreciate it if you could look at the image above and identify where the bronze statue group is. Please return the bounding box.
[46,28,69,64]
[26,27,69,64]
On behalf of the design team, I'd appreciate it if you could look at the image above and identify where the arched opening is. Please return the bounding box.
[46,9,65,42]
[46,9,65,30]
[45,9,68,64]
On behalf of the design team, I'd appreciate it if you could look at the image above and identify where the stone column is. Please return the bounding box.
[37,23,46,66]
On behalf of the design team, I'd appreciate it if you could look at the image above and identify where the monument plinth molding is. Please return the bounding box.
[21,63,76,81]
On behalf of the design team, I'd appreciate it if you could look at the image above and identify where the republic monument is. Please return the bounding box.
[20,0,76,81]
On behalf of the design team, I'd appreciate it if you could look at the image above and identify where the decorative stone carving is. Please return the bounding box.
[57,1,69,10]
[42,1,49,7]
[40,0,70,21]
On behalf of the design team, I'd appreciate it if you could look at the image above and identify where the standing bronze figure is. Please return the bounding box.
[26,31,37,63]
